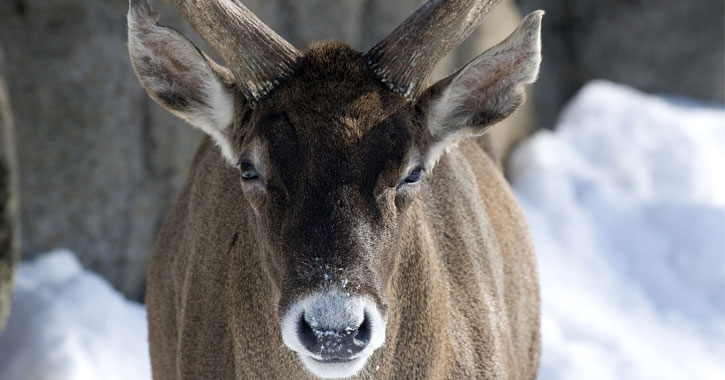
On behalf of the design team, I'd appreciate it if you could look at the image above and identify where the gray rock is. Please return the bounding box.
[0,42,19,332]
[0,0,525,300]
[517,0,725,128]
[0,0,204,300]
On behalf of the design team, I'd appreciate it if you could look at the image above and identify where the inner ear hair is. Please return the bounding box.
[420,11,543,167]
[128,3,239,164]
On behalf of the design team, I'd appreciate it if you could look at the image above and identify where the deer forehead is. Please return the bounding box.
[243,43,415,176]
[263,43,408,129]
[250,114,413,201]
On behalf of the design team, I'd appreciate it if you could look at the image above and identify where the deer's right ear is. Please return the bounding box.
[127,0,237,164]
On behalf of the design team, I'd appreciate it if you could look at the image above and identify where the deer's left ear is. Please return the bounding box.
[127,0,238,164]
[420,11,543,167]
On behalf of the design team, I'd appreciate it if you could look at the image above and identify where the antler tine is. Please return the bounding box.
[171,0,302,102]
[365,0,504,101]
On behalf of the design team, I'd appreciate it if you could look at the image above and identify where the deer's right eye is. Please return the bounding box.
[240,163,259,180]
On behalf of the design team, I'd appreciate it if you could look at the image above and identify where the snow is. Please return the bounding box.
[0,81,722,380]
[509,81,725,380]
[0,250,151,380]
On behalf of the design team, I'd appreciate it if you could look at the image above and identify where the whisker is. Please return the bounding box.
[362,365,375,380]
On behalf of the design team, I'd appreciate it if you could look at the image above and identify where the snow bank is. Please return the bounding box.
[0,250,151,380]
[509,81,725,380]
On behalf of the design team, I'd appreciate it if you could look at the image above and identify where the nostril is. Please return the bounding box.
[353,312,371,347]
[297,313,319,352]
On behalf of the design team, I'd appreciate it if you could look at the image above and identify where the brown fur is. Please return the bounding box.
[146,42,540,379]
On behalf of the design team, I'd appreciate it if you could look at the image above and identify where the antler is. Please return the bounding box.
[365,0,504,101]
[168,0,302,102]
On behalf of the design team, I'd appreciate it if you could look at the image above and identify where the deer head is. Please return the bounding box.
[128,0,542,378]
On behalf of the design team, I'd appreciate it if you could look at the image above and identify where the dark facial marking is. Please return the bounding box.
[237,43,421,312]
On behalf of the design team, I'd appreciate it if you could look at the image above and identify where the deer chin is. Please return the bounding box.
[299,354,368,379]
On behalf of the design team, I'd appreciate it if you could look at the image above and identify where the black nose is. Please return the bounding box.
[297,312,371,360]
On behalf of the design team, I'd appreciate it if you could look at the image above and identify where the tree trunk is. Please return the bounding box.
[0,41,19,332]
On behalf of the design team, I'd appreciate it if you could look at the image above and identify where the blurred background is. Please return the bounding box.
[0,0,723,379]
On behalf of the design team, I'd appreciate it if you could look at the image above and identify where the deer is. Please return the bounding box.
[127,0,542,378]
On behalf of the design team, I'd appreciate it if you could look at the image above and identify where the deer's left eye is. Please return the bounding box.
[240,163,259,180]
[403,167,423,184]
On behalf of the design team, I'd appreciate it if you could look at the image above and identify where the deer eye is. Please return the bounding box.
[403,167,423,184]
[240,163,259,180]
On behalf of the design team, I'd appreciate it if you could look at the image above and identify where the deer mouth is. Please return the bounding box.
[310,356,357,364]
[299,355,366,379]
